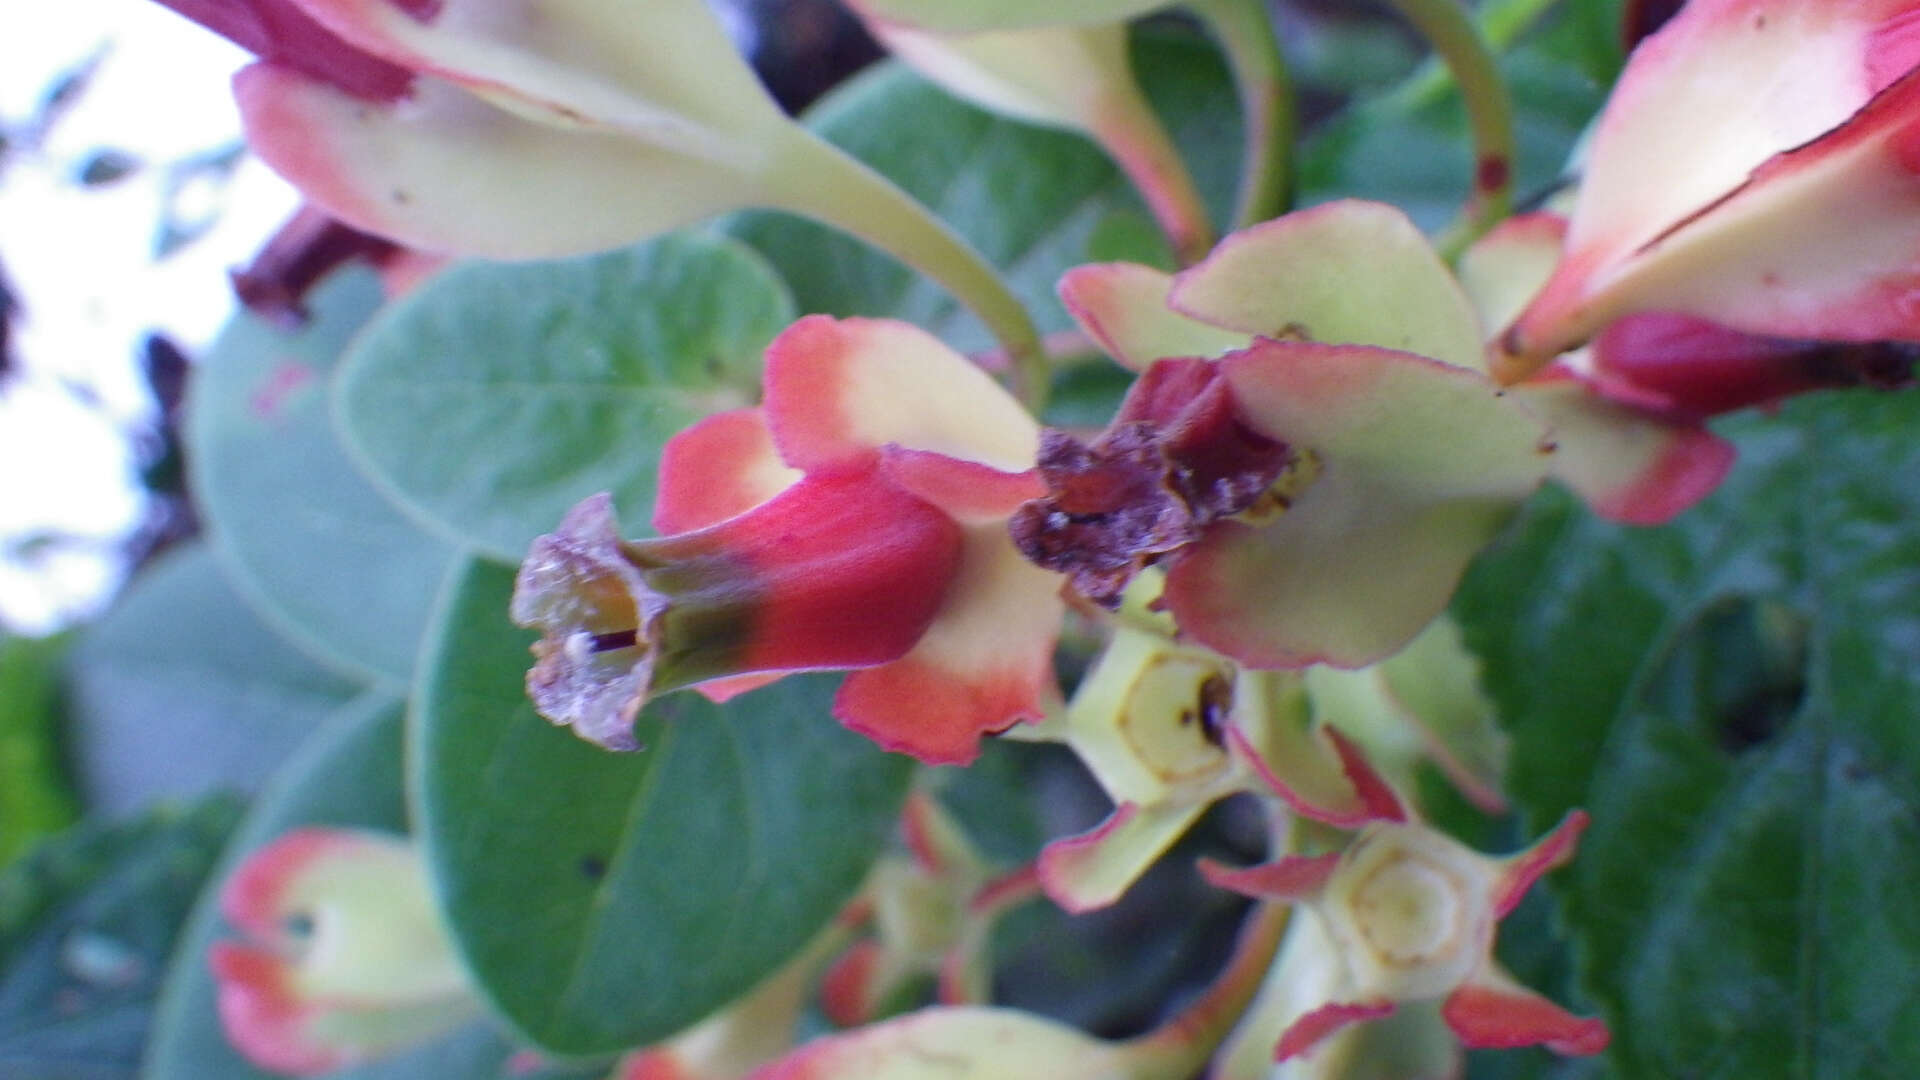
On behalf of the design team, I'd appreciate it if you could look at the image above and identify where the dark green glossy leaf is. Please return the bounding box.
[412,557,913,1055]
[0,635,77,865]
[64,545,362,814]
[334,234,795,562]
[189,267,456,686]
[728,27,1239,409]
[1454,388,1920,1078]
[0,798,241,1080]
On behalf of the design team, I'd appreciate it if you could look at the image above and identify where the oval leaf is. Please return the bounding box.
[334,233,796,561]
[412,556,913,1055]
[65,544,363,815]
[1455,388,1920,1077]
[189,267,456,685]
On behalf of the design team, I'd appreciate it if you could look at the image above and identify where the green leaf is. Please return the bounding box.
[188,267,457,686]
[1454,388,1920,1078]
[727,29,1238,367]
[64,545,363,815]
[334,233,796,562]
[0,798,242,1080]
[142,694,573,1080]
[412,556,913,1055]
[0,635,78,866]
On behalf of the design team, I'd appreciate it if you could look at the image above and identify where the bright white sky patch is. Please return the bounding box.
[0,3,300,632]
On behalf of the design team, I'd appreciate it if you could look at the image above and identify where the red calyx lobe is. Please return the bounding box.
[1010,357,1290,606]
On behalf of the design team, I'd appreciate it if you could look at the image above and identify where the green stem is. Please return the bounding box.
[1091,77,1217,266]
[1381,0,1517,259]
[1190,0,1296,226]
[1386,0,1562,112]
[769,131,1050,413]
[1121,901,1292,1078]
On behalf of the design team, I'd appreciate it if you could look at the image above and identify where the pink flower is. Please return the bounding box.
[1202,812,1608,1062]
[1493,0,1920,382]
[514,316,1062,765]
[208,828,476,1075]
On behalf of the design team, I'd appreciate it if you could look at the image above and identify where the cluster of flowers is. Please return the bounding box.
[170,0,1920,1075]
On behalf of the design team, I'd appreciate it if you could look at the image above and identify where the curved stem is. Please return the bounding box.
[1091,79,1217,266]
[1190,0,1296,227]
[1382,0,1517,258]
[1121,901,1292,1078]
[1386,0,1562,112]
[769,131,1050,412]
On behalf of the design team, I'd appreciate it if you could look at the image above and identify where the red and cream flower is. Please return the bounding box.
[1493,0,1920,381]
[208,828,476,1075]
[153,0,884,260]
[513,315,1062,765]
[1201,812,1608,1063]
[1016,201,1553,670]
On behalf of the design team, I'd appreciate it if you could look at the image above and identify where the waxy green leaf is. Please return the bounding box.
[334,234,795,562]
[64,545,363,814]
[1455,388,1920,1078]
[189,267,456,686]
[412,557,914,1055]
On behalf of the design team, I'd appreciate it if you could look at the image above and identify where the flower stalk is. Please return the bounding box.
[1190,0,1296,226]
[1382,0,1517,256]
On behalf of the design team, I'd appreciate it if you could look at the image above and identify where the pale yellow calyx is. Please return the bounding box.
[1322,825,1494,1002]
[1068,627,1237,805]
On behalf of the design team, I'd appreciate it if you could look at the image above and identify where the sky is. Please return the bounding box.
[0,2,299,633]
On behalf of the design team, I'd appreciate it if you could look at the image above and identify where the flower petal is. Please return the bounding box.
[763,316,1039,474]
[1511,369,1735,525]
[1228,695,1405,829]
[1057,262,1252,372]
[1489,809,1589,918]
[1274,1000,1399,1062]
[1441,967,1609,1054]
[833,523,1062,764]
[653,408,801,535]
[1457,212,1567,336]
[235,64,763,257]
[1197,852,1341,901]
[282,0,779,154]
[1163,342,1547,669]
[747,1006,1128,1079]
[1500,1,1920,372]
[1037,800,1210,913]
[1170,201,1486,373]
[218,829,465,1001]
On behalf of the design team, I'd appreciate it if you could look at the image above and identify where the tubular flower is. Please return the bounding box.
[1201,812,1608,1063]
[1468,212,1916,451]
[1034,598,1412,914]
[208,828,477,1075]
[513,315,1062,765]
[156,0,834,258]
[1016,201,1551,669]
[1492,0,1920,382]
